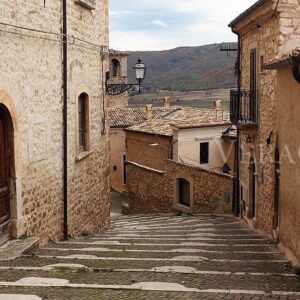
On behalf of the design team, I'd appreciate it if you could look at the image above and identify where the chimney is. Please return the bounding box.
[214,100,222,122]
[146,104,153,119]
[214,100,222,110]
[164,96,170,108]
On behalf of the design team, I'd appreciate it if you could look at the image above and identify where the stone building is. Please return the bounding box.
[109,102,180,192]
[108,50,130,108]
[229,0,300,264]
[126,107,234,172]
[0,0,110,245]
[125,107,234,214]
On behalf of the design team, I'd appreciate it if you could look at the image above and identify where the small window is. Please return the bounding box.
[200,142,209,164]
[260,55,264,72]
[78,93,89,152]
[123,155,127,184]
[110,59,121,77]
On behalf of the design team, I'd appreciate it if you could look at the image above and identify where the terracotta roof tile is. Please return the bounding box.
[125,108,231,137]
[109,106,181,128]
[264,48,300,69]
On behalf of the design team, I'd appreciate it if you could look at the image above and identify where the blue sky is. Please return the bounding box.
[110,0,258,51]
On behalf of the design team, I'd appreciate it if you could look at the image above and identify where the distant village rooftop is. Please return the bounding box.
[125,107,231,137]
[109,106,181,128]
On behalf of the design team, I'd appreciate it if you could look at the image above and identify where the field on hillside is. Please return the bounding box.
[129,88,231,110]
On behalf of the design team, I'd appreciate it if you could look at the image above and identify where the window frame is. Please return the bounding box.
[200,142,209,165]
[76,92,91,160]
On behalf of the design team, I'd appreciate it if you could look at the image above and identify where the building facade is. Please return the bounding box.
[109,103,180,192]
[0,0,110,244]
[229,0,300,264]
[125,107,234,214]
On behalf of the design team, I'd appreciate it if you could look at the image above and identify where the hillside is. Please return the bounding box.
[128,43,237,92]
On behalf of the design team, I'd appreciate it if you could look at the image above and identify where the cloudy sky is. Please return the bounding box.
[110,0,258,51]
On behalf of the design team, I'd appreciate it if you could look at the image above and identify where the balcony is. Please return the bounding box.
[230,90,258,127]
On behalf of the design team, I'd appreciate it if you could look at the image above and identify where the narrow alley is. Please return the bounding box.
[0,214,299,299]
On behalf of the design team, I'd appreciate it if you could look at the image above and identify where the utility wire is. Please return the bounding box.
[0,22,107,53]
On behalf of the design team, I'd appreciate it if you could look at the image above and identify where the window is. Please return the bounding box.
[260,55,264,73]
[200,142,209,164]
[78,93,89,152]
[110,59,121,77]
[123,155,127,184]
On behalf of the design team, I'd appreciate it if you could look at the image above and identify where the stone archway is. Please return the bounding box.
[0,103,15,245]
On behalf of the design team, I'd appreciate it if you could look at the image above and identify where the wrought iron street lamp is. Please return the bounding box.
[106,58,146,95]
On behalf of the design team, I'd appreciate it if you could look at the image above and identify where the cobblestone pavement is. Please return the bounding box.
[0,214,299,299]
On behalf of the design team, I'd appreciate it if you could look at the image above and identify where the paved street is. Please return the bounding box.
[0,214,299,299]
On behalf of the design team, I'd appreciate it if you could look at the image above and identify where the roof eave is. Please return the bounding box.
[228,0,269,28]
[124,128,173,138]
[263,56,300,70]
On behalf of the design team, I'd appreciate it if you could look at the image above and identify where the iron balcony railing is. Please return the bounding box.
[230,90,257,125]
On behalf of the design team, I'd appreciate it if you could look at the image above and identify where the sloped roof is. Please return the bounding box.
[228,0,269,28]
[263,47,300,69]
[109,106,181,128]
[125,108,231,137]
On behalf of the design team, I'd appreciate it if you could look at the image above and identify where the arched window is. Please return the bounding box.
[78,93,89,152]
[110,59,121,77]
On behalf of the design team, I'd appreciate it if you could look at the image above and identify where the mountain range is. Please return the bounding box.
[127,43,237,92]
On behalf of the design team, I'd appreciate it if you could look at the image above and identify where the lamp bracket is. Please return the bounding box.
[106,83,139,96]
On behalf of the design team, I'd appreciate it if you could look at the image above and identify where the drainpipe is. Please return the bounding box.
[63,0,68,240]
[232,27,241,217]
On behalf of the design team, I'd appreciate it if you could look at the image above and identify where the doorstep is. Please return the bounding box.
[0,237,39,261]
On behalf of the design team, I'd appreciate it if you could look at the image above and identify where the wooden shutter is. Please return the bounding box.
[250,49,257,122]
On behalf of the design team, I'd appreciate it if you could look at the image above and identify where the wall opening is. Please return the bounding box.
[177,178,191,207]
[0,104,15,245]
[110,59,121,77]
[78,92,89,153]
[248,157,256,219]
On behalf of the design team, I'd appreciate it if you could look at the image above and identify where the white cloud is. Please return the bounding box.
[110,0,259,51]
[151,20,168,28]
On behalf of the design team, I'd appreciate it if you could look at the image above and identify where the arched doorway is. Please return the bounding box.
[248,157,256,219]
[0,104,14,245]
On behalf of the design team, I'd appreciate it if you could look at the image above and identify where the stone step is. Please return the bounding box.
[0,237,39,261]
[0,268,299,293]
[34,248,284,261]
[3,255,292,274]
[44,242,279,252]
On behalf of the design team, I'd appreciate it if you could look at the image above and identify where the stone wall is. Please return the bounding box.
[275,67,300,265]
[239,14,278,235]
[126,162,173,214]
[0,0,110,242]
[126,131,172,171]
[127,160,233,215]
[166,160,233,214]
[234,0,300,237]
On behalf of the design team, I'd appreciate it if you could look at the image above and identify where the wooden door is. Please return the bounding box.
[0,111,11,245]
[179,179,190,207]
